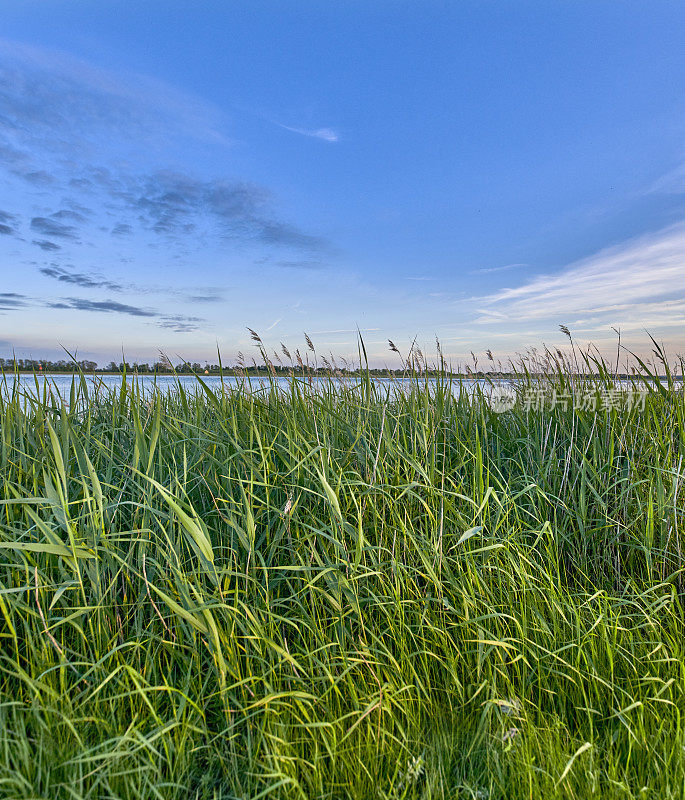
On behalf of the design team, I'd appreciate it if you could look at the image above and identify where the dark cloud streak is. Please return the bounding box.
[185,294,223,302]
[39,266,123,291]
[129,171,328,254]
[20,169,55,186]
[158,313,203,332]
[258,221,326,251]
[43,295,204,332]
[0,39,334,305]
[0,209,17,235]
[0,292,28,310]
[276,259,324,270]
[46,297,156,317]
[32,239,61,251]
[30,217,78,240]
[51,208,86,223]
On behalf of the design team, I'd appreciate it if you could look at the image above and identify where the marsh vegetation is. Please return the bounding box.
[1,338,684,799]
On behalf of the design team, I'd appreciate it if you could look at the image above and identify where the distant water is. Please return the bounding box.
[1,373,498,401]
[6,373,667,409]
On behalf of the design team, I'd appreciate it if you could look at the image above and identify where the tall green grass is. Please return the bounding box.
[1,342,684,799]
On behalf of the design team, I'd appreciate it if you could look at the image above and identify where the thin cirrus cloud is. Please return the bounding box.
[474,222,685,338]
[278,124,339,142]
[471,263,528,275]
[278,261,323,270]
[0,37,228,156]
[645,160,685,196]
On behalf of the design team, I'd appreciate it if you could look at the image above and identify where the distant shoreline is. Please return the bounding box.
[4,371,682,380]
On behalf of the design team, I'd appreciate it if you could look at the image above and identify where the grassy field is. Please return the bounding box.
[1,343,684,799]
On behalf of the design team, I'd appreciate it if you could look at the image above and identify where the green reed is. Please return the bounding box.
[0,340,684,799]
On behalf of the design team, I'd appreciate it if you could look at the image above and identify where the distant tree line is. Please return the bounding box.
[0,358,99,373]
[0,358,650,380]
[0,356,502,377]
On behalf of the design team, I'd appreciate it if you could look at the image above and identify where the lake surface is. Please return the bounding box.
[1,373,668,410]
[1,372,498,400]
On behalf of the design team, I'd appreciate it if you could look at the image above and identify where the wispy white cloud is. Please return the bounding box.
[471,262,527,274]
[309,328,380,334]
[0,38,229,153]
[475,223,685,344]
[278,124,339,142]
[645,157,685,195]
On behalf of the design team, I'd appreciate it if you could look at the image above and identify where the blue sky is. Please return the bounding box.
[1,0,685,366]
